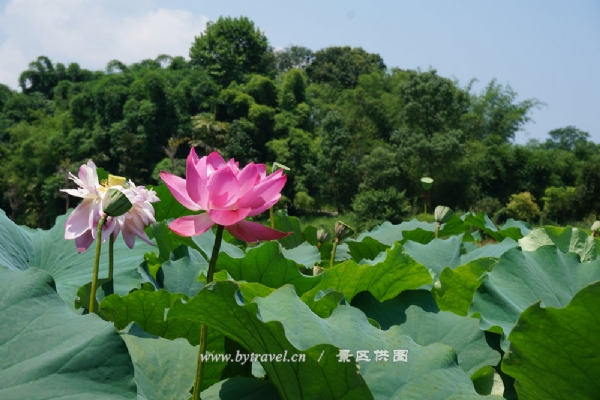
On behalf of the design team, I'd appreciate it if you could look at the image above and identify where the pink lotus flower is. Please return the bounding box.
[61,160,159,252]
[117,182,160,248]
[160,149,290,242]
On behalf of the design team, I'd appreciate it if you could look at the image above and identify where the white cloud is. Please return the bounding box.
[0,0,208,89]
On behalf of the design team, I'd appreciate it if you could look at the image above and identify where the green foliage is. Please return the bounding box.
[306,46,386,89]
[352,146,410,223]
[541,186,577,224]
[506,192,540,221]
[189,16,271,87]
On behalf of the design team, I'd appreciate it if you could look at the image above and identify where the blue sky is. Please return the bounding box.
[0,0,598,144]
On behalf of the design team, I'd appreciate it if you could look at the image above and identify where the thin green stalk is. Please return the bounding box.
[89,214,106,314]
[269,207,275,229]
[434,222,440,239]
[108,232,115,293]
[330,238,339,268]
[192,224,224,400]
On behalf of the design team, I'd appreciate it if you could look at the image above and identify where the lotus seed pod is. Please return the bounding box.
[421,177,434,190]
[334,221,354,241]
[435,206,454,224]
[102,188,133,217]
[107,174,128,188]
[317,229,330,243]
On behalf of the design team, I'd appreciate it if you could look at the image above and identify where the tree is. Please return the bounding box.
[316,110,358,211]
[463,79,542,142]
[306,46,386,89]
[189,16,271,87]
[544,126,591,151]
[352,147,410,223]
[274,46,314,74]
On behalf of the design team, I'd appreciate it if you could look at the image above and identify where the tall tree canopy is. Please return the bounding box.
[189,16,272,87]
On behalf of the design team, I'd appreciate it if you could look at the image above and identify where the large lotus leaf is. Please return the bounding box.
[346,236,390,263]
[202,376,281,400]
[255,285,503,400]
[274,210,305,249]
[469,246,600,350]
[351,290,501,377]
[281,241,321,268]
[356,220,437,245]
[167,281,374,399]
[502,281,600,400]
[433,258,498,316]
[301,244,433,315]
[501,219,531,237]
[0,268,136,399]
[464,213,524,242]
[0,210,152,309]
[100,289,230,391]
[519,226,600,262]
[461,238,519,264]
[356,216,470,247]
[404,236,518,283]
[121,324,196,400]
[216,241,320,295]
[158,255,206,298]
[319,241,352,264]
[0,209,33,270]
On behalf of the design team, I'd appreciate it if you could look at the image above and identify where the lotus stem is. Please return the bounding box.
[193,224,224,400]
[270,207,275,229]
[89,214,106,314]
[330,238,339,268]
[434,222,440,239]
[108,232,114,293]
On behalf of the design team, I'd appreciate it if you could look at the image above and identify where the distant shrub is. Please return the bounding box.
[542,186,577,224]
[473,197,502,216]
[506,192,540,221]
[294,191,315,211]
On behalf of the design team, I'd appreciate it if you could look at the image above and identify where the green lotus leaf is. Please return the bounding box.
[167,281,374,399]
[121,323,196,400]
[356,220,437,246]
[464,213,524,242]
[301,244,433,315]
[215,241,319,295]
[201,376,281,400]
[433,258,498,316]
[0,268,136,399]
[518,226,600,262]
[501,219,532,237]
[404,236,518,284]
[346,236,390,263]
[274,210,305,249]
[502,281,600,400]
[281,241,321,268]
[469,246,600,350]
[0,208,33,271]
[99,289,231,391]
[351,290,501,377]
[255,285,503,400]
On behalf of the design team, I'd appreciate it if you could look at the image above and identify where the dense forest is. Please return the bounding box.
[1,16,598,229]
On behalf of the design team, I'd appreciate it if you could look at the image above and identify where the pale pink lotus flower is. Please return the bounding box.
[61,160,159,252]
[160,148,290,242]
[117,182,160,248]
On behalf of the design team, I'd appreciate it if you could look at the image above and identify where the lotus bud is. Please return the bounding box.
[334,221,354,241]
[317,229,330,243]
[421,177,434,190]
[102,188,132,217]
[592,221,600,237]
[435,206,454,224]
